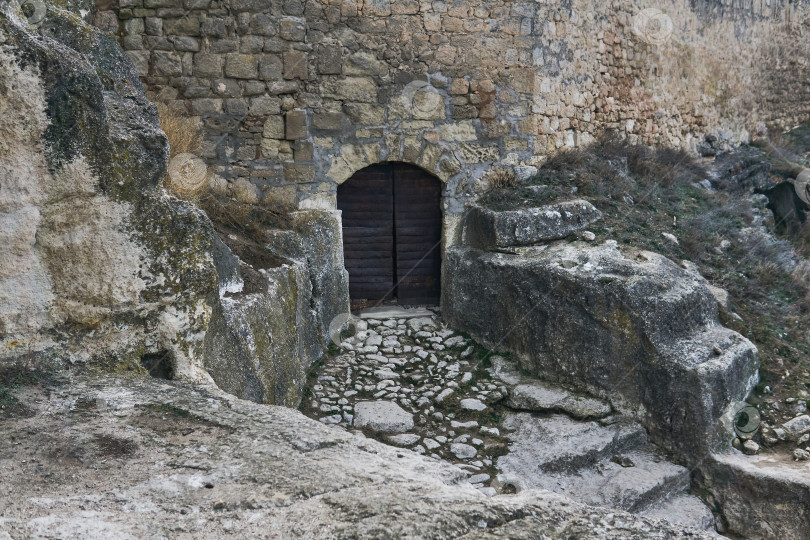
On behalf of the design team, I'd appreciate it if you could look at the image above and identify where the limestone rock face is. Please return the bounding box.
[201,209,348,407]
[443,241,759,463]
[0,1,217,379]
[0,372,717,538]
[0,1,345,407]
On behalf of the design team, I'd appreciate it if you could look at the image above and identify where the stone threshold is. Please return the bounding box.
[355,306,437,319]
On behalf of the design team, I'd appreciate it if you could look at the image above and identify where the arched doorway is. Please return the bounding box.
[338,163,442,308]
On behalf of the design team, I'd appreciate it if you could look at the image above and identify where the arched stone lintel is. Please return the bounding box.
[327,141,453,186]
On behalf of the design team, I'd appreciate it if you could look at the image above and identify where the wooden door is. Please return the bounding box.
[393,164,442,305]
[337,163,441,307]
[337,164,395,303]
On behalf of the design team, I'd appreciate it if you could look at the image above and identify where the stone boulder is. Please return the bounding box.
[464,200,602,249]
[507,382,612,420]
[354,400,414,433]
[443,240,759,463]
[698,452,810,539]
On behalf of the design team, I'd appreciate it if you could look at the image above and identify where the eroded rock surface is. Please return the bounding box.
[0,1,347,407]
[0,1,217,379]
[698,452,810,539]
[0,371,718,539]
[443,240,759,463]
[302,311,718,531]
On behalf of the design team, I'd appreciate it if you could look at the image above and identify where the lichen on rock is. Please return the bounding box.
[0,1,339,397]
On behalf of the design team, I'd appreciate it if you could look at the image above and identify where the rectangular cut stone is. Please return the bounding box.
[313,111,342,131]
[294,141,314,161]
[317,44,342,75]
[224,54,258,79]
[283,50,309,80]
[285,110,308,140]
[322,77,376,103]
[164,15,200,36]
[194,53,222,78]
[450,78,469,95]
[263,115,285,139]
[458,143,498,163]
[465,200,602,249]
[342,103,384,125]
[439,122,477,142]
[152,51,182,76]
[259,54,282,80]
[283,162,316,183]
[279,16,306,41]
[364,0,390,16]
[249,96,281,115]
[144,0,178,7]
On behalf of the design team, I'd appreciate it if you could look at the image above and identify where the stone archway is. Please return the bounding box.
[337,162,442,308]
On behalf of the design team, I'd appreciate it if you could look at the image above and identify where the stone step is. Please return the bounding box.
[505,381,613,420]
[496,412,648,478]
[512,448,692,513]
[642,493,718,533]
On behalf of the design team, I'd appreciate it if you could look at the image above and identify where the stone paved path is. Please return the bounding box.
[300,308,509,495]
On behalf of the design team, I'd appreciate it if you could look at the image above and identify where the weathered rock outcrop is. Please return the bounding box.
[443,239,759,463]
[202,210,348,407]
[0,1,348,406]
[0,0,217,380]
[0,371,718,538]
[697,452,810,539]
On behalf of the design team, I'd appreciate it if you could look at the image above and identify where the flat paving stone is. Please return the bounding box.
[460,398,487,411]
[353,401,414,433]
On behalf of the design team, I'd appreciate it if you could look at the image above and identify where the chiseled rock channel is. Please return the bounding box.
[300,307,717,533]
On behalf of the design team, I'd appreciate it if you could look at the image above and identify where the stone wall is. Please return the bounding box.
[93,0,810,242]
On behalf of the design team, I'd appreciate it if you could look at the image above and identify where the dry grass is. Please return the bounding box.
[155,103,209,198]
[486,167,518,189]
[156,102,204,159]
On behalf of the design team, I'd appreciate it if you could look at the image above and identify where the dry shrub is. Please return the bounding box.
[156,102,203,158]
[794,218,810,259]
[155,102,209,198]
[486,167,517,189]
[792,260,810,312]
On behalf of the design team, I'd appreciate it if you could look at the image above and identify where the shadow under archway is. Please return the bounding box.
[337,162,442,309]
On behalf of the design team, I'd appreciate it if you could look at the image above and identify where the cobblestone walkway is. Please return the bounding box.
[300,309,509,495]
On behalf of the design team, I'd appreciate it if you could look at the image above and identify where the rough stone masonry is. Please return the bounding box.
[95,0,810,246]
